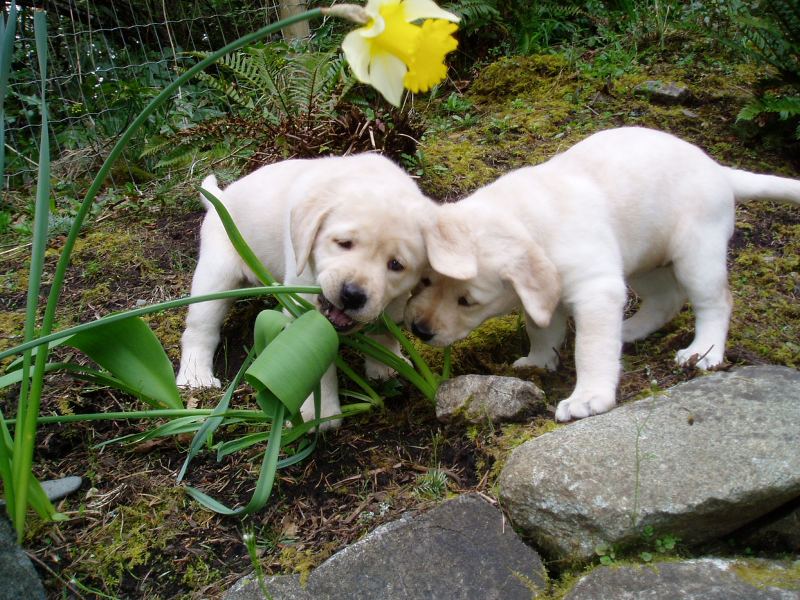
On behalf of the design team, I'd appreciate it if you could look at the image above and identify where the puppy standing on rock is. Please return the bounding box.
[177,154,435,428]
[406,127,800,422]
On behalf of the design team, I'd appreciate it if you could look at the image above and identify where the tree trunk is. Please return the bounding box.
[278,0,310,41]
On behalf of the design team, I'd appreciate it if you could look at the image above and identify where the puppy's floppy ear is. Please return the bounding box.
[290,194,333,275]
[422,210,478,280]
[501,239,561,328]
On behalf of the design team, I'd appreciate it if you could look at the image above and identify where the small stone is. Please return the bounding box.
[634,80,691,105]
[0,476,82,508]
[41,476,83,502]
[435,374,547,424]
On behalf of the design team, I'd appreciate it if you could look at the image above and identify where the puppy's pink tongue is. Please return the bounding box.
[318,296,356,330]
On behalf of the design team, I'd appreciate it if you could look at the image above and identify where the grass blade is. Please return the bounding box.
[177,346,257,481]
[199,187,313,317]
[0,1,17,181]
[0,285,321,364]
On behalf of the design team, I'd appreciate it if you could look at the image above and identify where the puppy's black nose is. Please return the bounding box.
[340,282,367,311]
[411,321,435,342]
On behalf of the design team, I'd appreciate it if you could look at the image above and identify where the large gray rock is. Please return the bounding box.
[225,494,546,600]
[499,366,800,562]
[0,516,46,600]
[435,374,547,424]
[563,558,800,600]
[224,574,310,600]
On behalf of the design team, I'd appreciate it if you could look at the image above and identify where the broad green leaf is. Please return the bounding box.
[67,317,182,409]
[246,310,338,417]
[253,310,291,353]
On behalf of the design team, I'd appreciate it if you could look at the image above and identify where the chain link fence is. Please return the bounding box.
[4,1,313,190]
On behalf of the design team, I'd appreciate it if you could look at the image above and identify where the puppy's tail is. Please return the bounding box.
[724,167,800,206]
[199,174,223,211]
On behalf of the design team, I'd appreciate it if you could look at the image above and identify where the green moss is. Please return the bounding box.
[278,542,338,585]
[63,487,190,592]
[731,559,800,591]
[468,55,573,107]
[0,311,25,369]
[72,229,161,280]
[728,222,800,367]
[146,310,187,362]
[419,138,501,199]
[80,281,112,308]
[182,558,222,589]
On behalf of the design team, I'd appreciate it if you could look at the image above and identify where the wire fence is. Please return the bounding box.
[4,0,312,190]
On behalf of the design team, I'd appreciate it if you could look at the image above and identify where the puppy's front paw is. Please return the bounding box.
[555,391,616,422]
[513,350,559,371]
[176,370,221,389]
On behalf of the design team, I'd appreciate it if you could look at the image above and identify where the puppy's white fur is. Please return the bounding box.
[177,154,434,428]
[405,127,800,421]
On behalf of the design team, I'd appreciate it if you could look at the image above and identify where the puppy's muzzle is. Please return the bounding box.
[411,320,435,342]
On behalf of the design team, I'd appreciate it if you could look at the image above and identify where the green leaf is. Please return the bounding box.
[66,317,182,409]
[185,397,286,515]
[177,346,257,482]
[246,310,338,418]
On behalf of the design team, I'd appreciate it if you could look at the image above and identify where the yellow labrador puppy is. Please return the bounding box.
[177,154,435,428]
[405,127,800,421]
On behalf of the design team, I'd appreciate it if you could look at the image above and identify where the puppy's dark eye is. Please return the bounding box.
[421,277,432,287]
[388,258,404,272]
[337,240,353,250]
[458,296,473,307]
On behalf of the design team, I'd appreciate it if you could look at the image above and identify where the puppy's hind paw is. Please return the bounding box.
[675,346,723,370]
[513,351,559,372]
[555,392,616,422]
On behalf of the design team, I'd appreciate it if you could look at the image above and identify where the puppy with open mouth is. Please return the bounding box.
[405,127,800,422]
[177,153,435,429]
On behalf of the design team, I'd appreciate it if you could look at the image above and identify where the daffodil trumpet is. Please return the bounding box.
[326,0,460,106]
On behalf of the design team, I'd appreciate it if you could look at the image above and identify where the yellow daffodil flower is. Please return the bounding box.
[337,0,460,106]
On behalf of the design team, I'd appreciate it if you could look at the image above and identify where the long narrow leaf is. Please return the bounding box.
[0,361,137,397]
[11,9,50,542]
[0,285,321,363]
[177,346,257,481]
[185,397,285,515]
[0,1,17,180]
[199,187,313,317]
